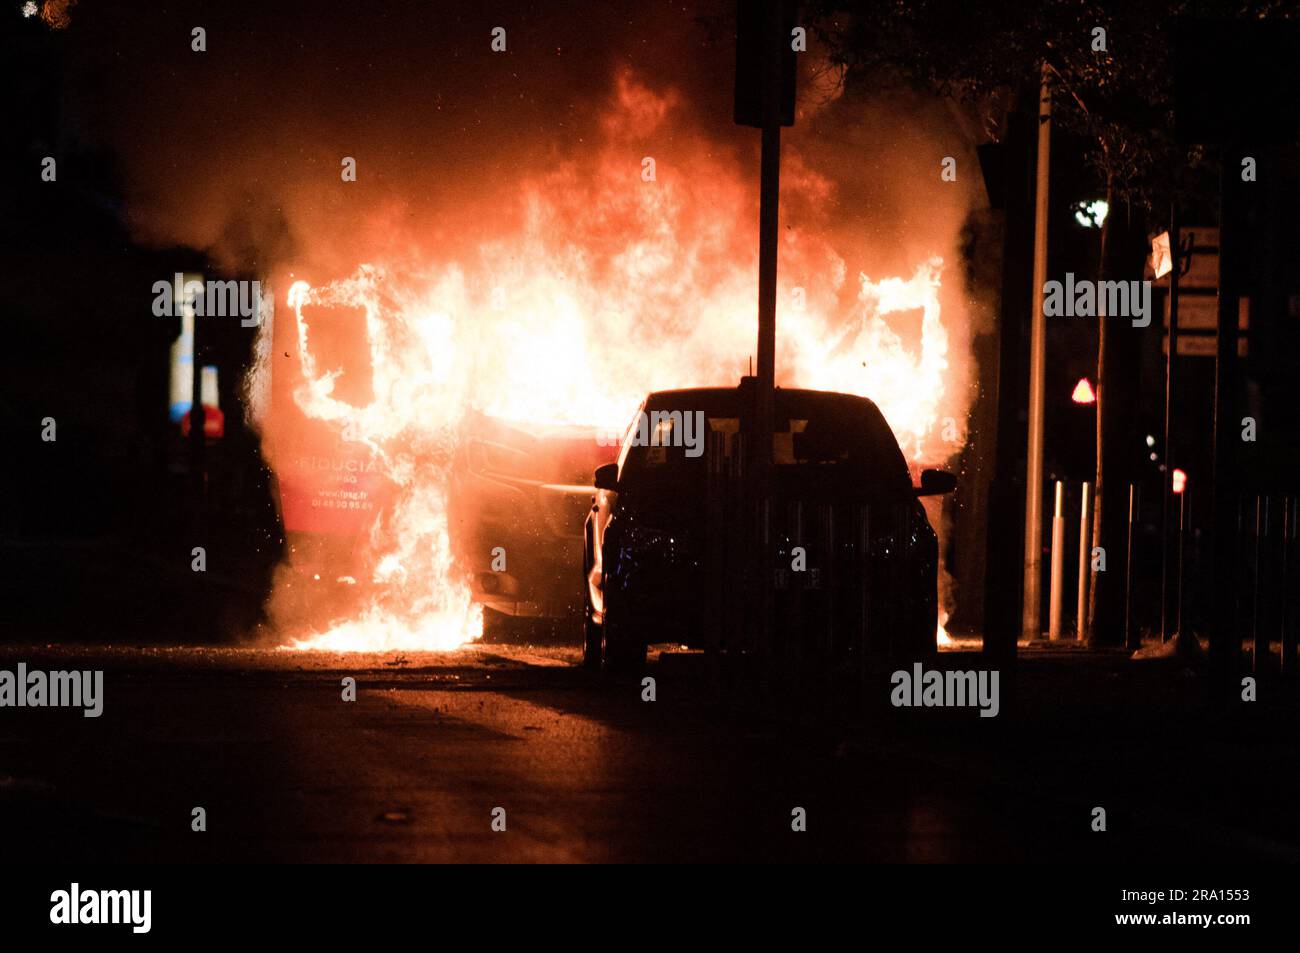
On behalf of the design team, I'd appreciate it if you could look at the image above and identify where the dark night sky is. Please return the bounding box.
[7,0,986,277]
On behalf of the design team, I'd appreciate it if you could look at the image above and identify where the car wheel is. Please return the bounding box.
[602,603,646,675]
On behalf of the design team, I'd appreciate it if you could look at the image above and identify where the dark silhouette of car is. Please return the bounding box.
[582,381,955,671]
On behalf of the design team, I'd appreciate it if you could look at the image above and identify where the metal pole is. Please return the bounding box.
[1209,150,1241,704]
[1253,495,1267,673]
[1283,497,1296,677]
[751,0,783,675]
[1022,62,1053,642]
[1160,207,1180,641]
[1048,481,1065,640]
[1077,481,1091,642]
[1124,482,1140,651]
[188,298,206,504]
[1176,485,1187,644]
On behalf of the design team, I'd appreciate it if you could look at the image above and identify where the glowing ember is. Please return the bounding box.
[259,70,969,652]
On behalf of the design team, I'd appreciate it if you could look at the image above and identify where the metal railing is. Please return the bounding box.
[700,431,926,701]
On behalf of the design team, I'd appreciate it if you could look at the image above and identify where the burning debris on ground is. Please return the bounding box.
[3,0,1300,910]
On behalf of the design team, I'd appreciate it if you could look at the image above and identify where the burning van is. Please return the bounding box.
[270,422,394,626]
[270,409,616,638]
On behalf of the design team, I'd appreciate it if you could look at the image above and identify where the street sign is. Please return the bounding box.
[1150,231,1172,279]
[1176,227,1219,289]
[734,0,797,127]
[1163,293,1248,332]
[1163,296,1249,356]
[1151,227,1219,288]
[1156,225,1249,357]
[1163,334,1248,358]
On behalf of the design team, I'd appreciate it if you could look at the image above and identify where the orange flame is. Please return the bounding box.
[267,71,969,652]
[283,271,483,651]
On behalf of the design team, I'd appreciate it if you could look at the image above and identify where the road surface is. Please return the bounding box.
[0,643,1295,862]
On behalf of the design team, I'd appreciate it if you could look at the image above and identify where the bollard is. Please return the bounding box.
[1048,481,1065,640]
[1253,495,1269,674]
[1175,485,1188,644]
[1282,497,1296,677]
[1077,481,1092,642]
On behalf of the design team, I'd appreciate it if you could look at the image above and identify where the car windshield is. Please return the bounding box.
[616,391,912,503]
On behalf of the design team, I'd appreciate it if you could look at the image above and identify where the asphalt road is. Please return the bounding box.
[1,643,1296,863]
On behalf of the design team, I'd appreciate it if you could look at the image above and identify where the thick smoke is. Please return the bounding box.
[70,3,982,337]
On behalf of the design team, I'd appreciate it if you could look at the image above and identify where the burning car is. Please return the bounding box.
[583,381,955,671]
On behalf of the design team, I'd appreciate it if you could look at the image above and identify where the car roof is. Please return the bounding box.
[630,384,912,492]
[644,385,887,418]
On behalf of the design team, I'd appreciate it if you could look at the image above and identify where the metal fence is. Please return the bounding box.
[700,430,925,702]
[1235,493,1299,675]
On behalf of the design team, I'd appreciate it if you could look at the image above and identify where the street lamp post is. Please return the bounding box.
[1022,62,1052,642]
